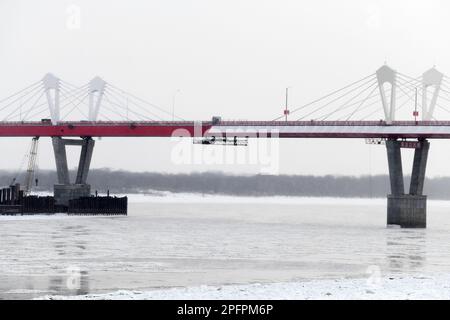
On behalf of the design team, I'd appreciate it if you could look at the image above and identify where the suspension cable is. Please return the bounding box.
[320,80,379,121]
[2,85,45,121]
[0,83,43,114]
[345,85,379,121]
[104,89,164,120]
[272,73,376,121]
[106,82,185,120]
[0,80,42,105]
[103,92,156,121]
[297,76,377,120]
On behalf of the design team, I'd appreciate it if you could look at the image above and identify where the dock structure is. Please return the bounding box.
[68,196,127,215]
[0,184,127,216]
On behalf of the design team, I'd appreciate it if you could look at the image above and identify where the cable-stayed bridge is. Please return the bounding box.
[1,65,450,137]
[1,64,449,227]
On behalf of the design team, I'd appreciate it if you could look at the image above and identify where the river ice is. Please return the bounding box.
[2,193,450,299]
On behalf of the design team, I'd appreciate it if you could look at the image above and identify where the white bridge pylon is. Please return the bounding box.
[422,67,443,121]
[42,73,108,124]
[88,76,106,121]
[376,65,397,124]
[272,64,449,122]
[376,64,445,123]
[42,73,60,125]
[28,74,179,123]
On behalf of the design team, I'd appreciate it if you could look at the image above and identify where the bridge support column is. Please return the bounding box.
[52,137,95,206]
[75,138,95,184]
[386,139,429,228]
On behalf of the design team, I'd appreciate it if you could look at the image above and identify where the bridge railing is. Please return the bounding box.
[0,120,449,127]
[217,120,450,126]
[0,120,209,126]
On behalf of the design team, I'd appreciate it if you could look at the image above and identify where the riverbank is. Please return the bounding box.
[38,273,450,300]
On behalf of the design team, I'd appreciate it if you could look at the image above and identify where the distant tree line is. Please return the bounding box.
[1,169,450,199]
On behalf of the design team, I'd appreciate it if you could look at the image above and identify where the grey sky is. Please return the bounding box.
[1,0,450,176]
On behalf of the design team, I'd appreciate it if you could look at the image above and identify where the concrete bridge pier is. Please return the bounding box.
[386,139,429,228]
[52,137,95,206]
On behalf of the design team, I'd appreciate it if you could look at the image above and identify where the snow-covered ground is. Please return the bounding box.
[122,191,450,209]
[39,274,450,300]
[125,191,389,205]
[29,189,450,207]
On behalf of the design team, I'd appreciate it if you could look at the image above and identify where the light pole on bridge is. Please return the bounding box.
[284,87,291,122]
[172,89,181,121]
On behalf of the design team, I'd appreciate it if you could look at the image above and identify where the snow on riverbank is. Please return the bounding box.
[124,191,389,205]
[4,192,450,221]
[14,189,450,207]
[39,274,450,300]
[2,190,386,206]
[124,191,450,210]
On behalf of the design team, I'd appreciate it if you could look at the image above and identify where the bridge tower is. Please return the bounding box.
[88,76,106,121]
[421,67,443,121]
[380,66,443,228]
[42,73,61,125]
[51,76,105,206]
[52,137,95,206]
[385,139,429,228]
[376,65,397,125]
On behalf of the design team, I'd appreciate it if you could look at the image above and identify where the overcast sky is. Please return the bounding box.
[1,0,450,177]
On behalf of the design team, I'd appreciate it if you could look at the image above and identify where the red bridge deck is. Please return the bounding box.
[1,120,450,138]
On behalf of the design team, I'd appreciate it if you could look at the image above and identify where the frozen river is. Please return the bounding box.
[1,194,450,299]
